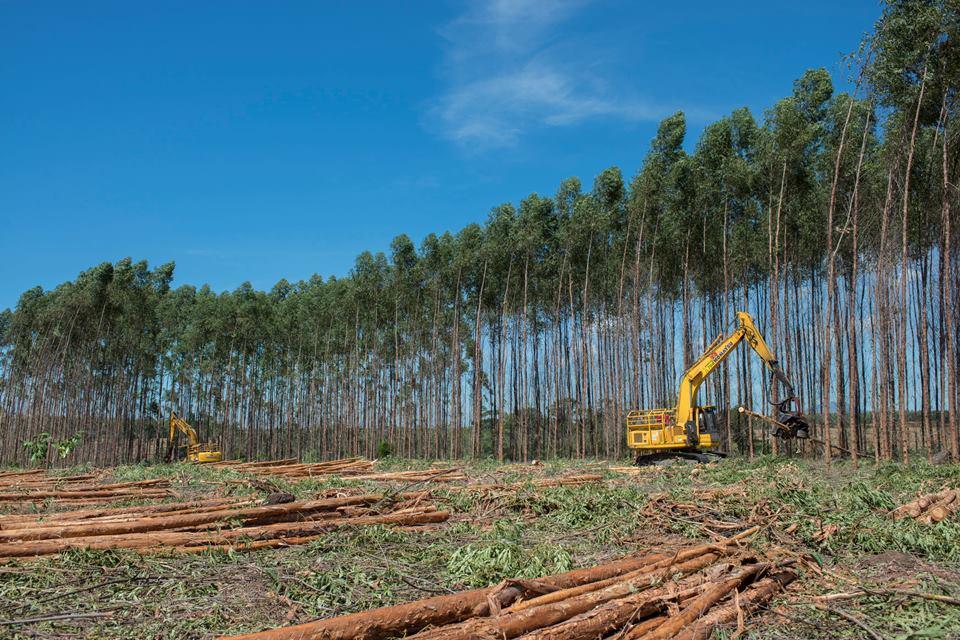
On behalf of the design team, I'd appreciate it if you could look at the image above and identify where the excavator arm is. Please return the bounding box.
[737,313,809,439]
[166,412,197,462]
[675,312,809,440]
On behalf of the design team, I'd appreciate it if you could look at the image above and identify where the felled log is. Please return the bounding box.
[634,563,768,640]
[244,458,377,478]
[890,488,960,524]
[920,491,960,524]
[506,528,762,615]
[0,479,170,502]
[891,488,953,519]
[608,466,655,475]
[0,492,417,543]
[213,457,376,478]
[219,552,675,640]
[351,468,467,483]
[219,528,759,640]
[508,551,716,613]
[410,552,733,640]
[0,469,44,479]
[9,491,173,507]
[217,458,301,469]
[0,473,101,488]
[0,509,449,558]
[0,498,256,530]
[466,475,603,493]
[512,571,719,640]
[664,569,799,640]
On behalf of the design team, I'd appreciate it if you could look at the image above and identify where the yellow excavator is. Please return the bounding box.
[627,311,810,463]
[164,411,222,463]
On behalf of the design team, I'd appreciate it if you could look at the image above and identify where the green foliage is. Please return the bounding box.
[376,440,394,459]
[514,484,646,543]
[55,431,84,459]
[446,519,572,587]
[22,432,50,464]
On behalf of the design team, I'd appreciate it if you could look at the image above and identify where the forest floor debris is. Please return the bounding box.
[0,457,958,639]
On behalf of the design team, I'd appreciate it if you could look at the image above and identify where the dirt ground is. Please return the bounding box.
[1,457,959,639]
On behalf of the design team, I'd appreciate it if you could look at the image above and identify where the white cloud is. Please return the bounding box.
[428,0,666,150]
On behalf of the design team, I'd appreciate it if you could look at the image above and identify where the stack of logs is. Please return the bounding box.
[0,491,447,558]
[0,470,171,506]
[221,528,797,640]
[351,468,468,483]
[216,458,469,483]
[464,474,604,495]
[891,488,960,524]
[214,457,376,478]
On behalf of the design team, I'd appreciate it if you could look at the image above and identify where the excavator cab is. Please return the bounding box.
[695,406,721,444]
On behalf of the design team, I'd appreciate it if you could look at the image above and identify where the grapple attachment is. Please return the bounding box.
[772,397,810,440]
[737,402,810,440]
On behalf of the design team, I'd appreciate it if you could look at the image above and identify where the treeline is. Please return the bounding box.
[1,0,958,465]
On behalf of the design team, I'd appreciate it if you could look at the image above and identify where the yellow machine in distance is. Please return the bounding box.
[165,411,222,463]
[627,311,809,463]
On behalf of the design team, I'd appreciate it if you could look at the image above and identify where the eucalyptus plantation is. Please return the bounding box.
[1,0,957,466]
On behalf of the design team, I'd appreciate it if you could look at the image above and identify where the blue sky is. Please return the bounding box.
[1,1,880,310]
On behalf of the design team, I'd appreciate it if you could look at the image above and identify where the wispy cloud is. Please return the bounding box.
[428,0,668,150]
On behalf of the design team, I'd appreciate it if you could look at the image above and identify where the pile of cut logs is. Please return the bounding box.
[216,458,469,483]
[0,469,171,506]
[214,457,376,478]
[464,474,604,495]
[891,488,960,524]
[221,528,797,640]
[0,491,447,558]
[351,468,468,483]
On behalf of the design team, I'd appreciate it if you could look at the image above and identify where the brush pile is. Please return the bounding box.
[638,488,760,537]
[221,528,798,640]
[0,469,171,506]
[0,491,447,558]
[890,488,960,524]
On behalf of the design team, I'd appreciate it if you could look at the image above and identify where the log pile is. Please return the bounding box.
[0,473,172,506]
[0,491,447,557]
[220,528,798,640]
[0,469,98,487]
[608,466,661,476]
[890,488,960,524]
[214,457,377,478]
[216,458,469,483]
[0,496,254,529]
[464,474,604,494]
[351,468,468,483]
